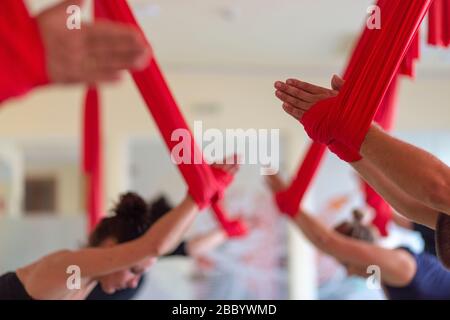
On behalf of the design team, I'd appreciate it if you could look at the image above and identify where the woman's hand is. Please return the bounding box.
[265,174,287,194]
[37,0,152,84]
[274,75,343,121]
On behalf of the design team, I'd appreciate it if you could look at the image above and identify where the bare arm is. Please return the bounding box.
[186,229,228,258]
[352,158,440,229]
[293,210,415,286]
[266,174,415,286]
[391,211,414,230]
[274,75,450,215]
[360,125,450,215]
[66,196,198,278]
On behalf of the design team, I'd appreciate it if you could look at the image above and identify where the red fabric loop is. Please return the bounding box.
[0,0,49,103]
[274,142,327,217]
[428,0,450,47]
[300,0,432,162]
[210,165,235,202]
[93,0,239,236]
[364,183,392,236]
[211,202,248,238]
[83,87,104,231]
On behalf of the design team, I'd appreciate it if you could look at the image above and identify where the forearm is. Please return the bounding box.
[75,196,199,278]
[361,125,450,214]
[292,210,340,256]
[352,159,439,229]
[186,229,227,257]
[292,209,409,276]
[142,195,199,256]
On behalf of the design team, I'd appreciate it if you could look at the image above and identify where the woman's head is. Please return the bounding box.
[147,195,174,226]
[335,209,377,243]
[334,209,377,277]
[89,192,152,247]
[89,192,171,294]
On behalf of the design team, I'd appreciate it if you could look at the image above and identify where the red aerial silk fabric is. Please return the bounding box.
[428,0,450,47]
[275,142,326,217]
[83,88,104,231]
[93,0,247,236]
[0,0,49,104]
[300,0,432,161]
[274,1,427,232]
[399,32,421,78]
[362,75,399,236]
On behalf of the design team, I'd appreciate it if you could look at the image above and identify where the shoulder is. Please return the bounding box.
[17,249,79,300]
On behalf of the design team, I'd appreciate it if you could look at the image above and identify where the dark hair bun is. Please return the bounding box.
[115,192,149,221]
[352,209,365,223]
[148,195,173,225]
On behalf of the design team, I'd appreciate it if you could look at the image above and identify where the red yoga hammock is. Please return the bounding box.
[84,0,247,237]
[428,0,450,47]
[300,0,432,158]
[0,0,49,104]
[83,87,104,231]
[275,0,429,236]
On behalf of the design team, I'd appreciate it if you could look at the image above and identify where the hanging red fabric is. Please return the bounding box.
[300,0,432,162]
[428,0,450,47]
[93,0,246,236]
[399,32,421,77]
[0,0,49,104]
[275,143,326,217]
[83,87,104,231]
[363,75,399,236]
[274,1,426,232]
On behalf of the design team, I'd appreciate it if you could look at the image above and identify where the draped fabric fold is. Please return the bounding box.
[428,0,450,47]
[363,74,399,236]
[274,1,429,236]
[300,1,432,160]
[83,87,104,231]
[275,143,326,217]
[92,0,246,235]
[0,0,49,104]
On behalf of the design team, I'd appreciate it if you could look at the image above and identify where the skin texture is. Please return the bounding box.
[185,229,228,258]
[15,162,239,300]
[36,0,152,84]
[266,174,416,288]
[274,75,449,226]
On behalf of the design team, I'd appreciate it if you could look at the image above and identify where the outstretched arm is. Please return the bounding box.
[266,174,416,286]
[186,229,228,258]
[360,125,450,215]
[352,159,440,229]
[69,195,198,278]
[62,162,240,278]
[274,75,450,216]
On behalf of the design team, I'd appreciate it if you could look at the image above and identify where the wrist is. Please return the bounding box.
[360,124,381,157]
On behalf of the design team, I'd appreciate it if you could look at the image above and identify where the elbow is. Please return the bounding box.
[394,253,416,285]
[150,240,172,257]
[314,234,336,254]
[424,177,450,211]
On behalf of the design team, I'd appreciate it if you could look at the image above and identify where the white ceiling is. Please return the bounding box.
[131,0,373,69]
[27,0,450,72]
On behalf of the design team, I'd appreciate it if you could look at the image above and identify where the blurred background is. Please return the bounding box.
[1,0,450,299]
